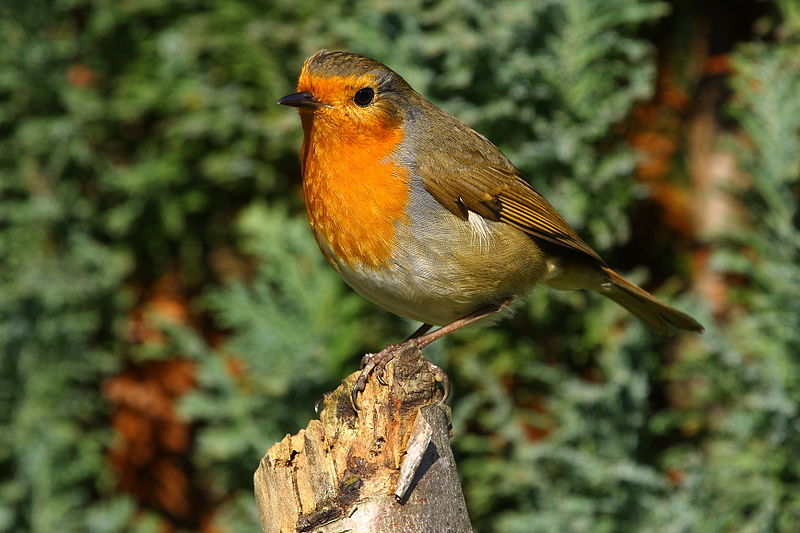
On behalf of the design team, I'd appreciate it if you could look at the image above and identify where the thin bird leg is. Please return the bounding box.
[413,300,510,349]
[351,299,511,409]
[406,323,433,341]
[358,323,432,370]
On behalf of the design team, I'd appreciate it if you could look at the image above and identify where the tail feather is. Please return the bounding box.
[600,267,703,335]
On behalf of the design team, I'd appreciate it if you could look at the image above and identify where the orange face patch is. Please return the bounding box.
[298,69,374,109]
[298,74,410,269]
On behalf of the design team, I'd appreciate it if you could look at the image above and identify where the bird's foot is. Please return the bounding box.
[351,340,452,410]
[352,340,417,409]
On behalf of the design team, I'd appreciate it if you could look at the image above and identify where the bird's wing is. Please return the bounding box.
[416,124,605,265]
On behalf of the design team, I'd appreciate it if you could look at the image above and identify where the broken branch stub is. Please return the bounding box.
[253,345,473,532]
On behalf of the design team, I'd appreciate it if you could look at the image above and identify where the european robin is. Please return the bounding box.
[278,50,703,403]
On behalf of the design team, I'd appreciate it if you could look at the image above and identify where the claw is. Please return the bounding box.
[350,382,364,412]
[427,361,451,403]
[350,341,412,410]
[440,378,451,403]
[351,355,380,410]
[314,392,331,414]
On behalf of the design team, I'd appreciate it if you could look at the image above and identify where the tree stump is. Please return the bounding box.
[253,345,473,533]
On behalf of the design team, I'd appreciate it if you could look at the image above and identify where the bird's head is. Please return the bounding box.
[278,50,418,139]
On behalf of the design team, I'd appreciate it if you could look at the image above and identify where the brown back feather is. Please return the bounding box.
[413,109,605,265]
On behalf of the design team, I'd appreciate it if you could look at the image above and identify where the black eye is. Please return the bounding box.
[353,87,374,107]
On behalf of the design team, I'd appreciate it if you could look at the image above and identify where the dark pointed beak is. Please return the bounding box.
[277,91,326,109]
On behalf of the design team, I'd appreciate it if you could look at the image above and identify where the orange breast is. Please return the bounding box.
[301,117,410,269]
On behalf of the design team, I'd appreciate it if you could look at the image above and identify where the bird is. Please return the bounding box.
[278,50,703,404]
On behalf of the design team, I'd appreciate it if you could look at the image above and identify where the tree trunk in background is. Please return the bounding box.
[253,347,473,533]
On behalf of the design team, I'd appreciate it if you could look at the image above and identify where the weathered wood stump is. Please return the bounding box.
[253,345,473,532]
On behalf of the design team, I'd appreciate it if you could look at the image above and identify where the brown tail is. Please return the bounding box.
[600,267,704,335]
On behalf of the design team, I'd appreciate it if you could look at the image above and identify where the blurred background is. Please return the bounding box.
[1,0,799,532]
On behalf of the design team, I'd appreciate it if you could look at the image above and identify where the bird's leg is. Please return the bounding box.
[406,323,434,341]
[351,299,511,409]
[412,298,512,348]
[357,322,432,371]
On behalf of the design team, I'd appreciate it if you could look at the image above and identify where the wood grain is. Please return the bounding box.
[254,346,472,533]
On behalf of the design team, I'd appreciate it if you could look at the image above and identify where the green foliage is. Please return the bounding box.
[0,0,308,529]
[178,205,373,499]
[670,35,800,532]
[1,0,798,532]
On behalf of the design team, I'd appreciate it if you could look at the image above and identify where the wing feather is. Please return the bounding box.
[414,117,604,265]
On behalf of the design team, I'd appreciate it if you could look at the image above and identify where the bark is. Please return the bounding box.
[253,345,473,533]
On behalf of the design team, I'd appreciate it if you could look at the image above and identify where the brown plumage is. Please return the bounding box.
[279,50,703,336]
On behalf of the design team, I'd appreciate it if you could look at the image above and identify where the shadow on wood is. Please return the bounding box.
[253,345,473,532]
